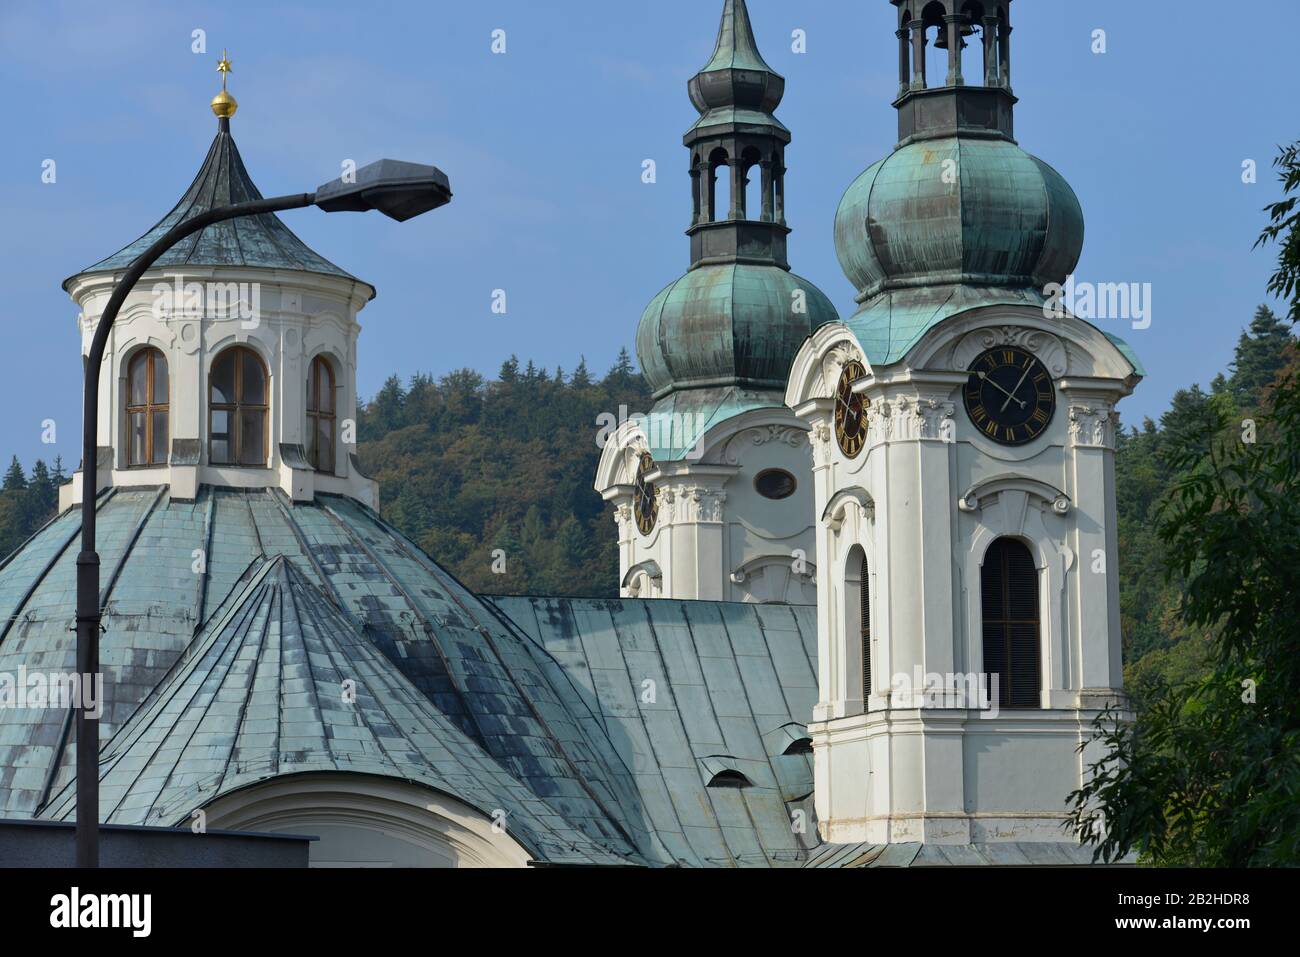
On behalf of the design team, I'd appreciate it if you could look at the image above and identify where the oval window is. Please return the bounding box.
[754,469,797,500]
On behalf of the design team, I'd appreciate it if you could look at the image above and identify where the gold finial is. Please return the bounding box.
[211,49,238,120]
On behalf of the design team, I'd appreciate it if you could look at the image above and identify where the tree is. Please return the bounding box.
[1256,140,1300,323]
[604,347,636,389]
[1228,305,1294,405]
[1070,140,1300,866]
[571,356,592,388]
[1069,368,1300,865]
[2,457,26,492]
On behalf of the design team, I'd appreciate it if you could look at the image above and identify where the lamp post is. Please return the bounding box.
[74,161,452,867]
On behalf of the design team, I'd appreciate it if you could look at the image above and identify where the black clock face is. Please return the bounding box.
[963,346,1056,446]
[633,452,658,536]
[834,360,869,457]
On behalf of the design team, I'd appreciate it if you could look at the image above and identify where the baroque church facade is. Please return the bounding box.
[0,0,1137,867]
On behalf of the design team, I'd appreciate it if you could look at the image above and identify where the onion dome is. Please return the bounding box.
[835,136,1083,302]
[836,0,1083,304]
[637,263,839,398]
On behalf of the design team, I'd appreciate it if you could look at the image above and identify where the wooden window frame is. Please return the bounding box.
[208,345,269,468]
[306,355,336,474]
[125,347,169,468]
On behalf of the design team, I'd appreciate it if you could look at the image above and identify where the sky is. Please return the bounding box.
[0,0,1296,469]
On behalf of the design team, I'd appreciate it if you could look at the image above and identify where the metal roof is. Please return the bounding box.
[491,595,821,867]
[65,120,361,290]
[39,556,626,865]
[834,136,1084,302]
[636,263,839,401]
[0,488,1110,866]
[0,488,833,865]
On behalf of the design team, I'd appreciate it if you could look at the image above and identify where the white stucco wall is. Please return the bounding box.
[785,305,1140,844]
[61,266,378,510]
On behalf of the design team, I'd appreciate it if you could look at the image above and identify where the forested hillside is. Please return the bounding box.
[354,348,651,597]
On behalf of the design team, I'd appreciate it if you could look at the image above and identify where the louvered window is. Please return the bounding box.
[980,538,1041,709]
[860,551,871,705]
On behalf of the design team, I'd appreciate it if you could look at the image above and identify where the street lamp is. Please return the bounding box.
[74,160,451,867]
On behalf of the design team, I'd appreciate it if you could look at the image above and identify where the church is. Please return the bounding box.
[0,0,1139,867]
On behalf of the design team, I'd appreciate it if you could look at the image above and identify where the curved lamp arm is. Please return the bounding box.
[74,191,313,868]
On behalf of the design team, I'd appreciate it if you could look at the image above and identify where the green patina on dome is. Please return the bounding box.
[835,136,1084,303]
[636,262,839,400]
[845,282,1144,376]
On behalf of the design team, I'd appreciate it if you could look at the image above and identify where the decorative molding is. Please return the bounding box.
[818,342,860,397]
[1067,402,1118,449]
[722,425,807,465]
[958,475,1071,515]
[822,487,874,531]
[730,553,817,586]
[679,485,727,523]
[955,325,1069,378]
[871,396,954,443]
[621,559,663,593]
[809,421,834,467]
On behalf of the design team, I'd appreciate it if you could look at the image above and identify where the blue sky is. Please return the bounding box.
[0,0,1295,469]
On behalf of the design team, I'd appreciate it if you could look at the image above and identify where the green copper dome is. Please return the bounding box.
[636,263,838,399]
[835,136,1083,302]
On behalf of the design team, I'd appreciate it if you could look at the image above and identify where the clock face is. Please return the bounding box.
[963,346,1056,446]
[633,452,658,536]
[834,360,869,457]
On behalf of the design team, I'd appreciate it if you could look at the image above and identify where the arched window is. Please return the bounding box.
[844,545,870,710]
[980,538,1041,708]
[306,355,336,473]
[741,147,763,221]
[125,347,168,467]
[708,148,730,222]
[860,550,872,704]
[209,346,268,467]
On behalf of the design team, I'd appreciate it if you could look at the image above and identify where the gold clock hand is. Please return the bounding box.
[1001,367,1033,413]
[977,371,1026,410]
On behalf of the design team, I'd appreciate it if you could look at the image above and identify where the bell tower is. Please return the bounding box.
[684,0,790,270]
[595,0,839,604]
[785,1,1142,847]
[892,0,1017,145]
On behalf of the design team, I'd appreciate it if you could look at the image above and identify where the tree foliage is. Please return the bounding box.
[1071,140,1300,866]
[355,354,651,597]
[0,456,65,559]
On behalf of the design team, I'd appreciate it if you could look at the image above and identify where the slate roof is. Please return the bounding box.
[64,121,361,289]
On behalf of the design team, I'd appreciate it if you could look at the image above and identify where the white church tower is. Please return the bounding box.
[785,0,1143,845]
[61,54,379,511]
[595,0,839,604]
